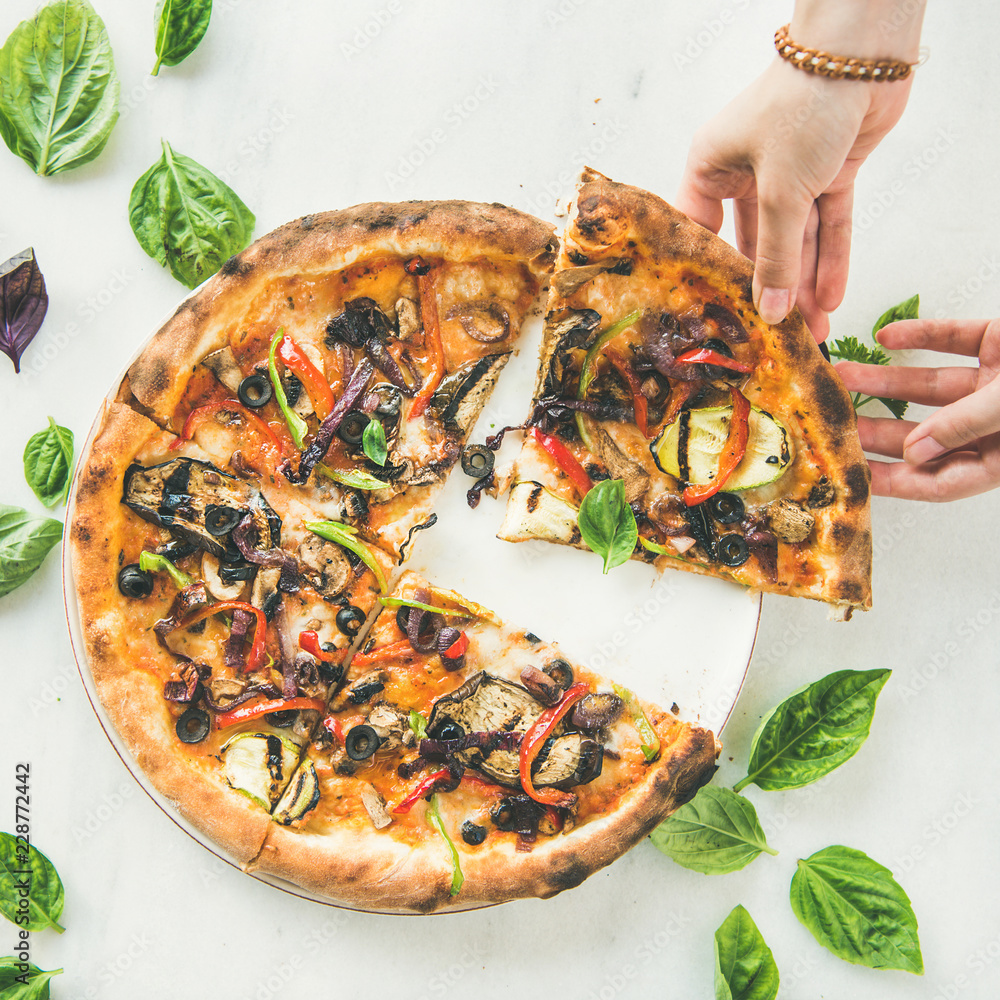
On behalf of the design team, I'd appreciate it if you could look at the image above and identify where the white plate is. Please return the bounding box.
[63,292,760,913]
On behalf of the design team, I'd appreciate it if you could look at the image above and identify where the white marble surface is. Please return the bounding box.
[2,1,999,997]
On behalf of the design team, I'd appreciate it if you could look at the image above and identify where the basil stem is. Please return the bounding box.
[268,328,309,450]
[305,521,387,594]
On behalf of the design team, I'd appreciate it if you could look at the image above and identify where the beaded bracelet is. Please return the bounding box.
[774,23,916,81]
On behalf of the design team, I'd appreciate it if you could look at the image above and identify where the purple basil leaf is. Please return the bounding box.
[0,248,48,373]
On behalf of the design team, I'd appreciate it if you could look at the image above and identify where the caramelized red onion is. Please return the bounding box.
[223,608,253,671]
[446,301,510,343]
[704,302,749,343]
[201,682,281,712]
[232,515,299,593]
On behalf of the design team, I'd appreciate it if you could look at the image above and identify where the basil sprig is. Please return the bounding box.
[734,669,890,793]
[152,0,213,76]
[0,833,64,933]
[0,0,119,177]
[790,846,923,974]
[0,506,62,599]
[0,958,62,999]
[23,418,73,508]
[651,786,776,875]
[578,478,637,573]
[362,419,388,467]
[0,250,49,374]
[714,905,779,1000]
[128,139,255,289]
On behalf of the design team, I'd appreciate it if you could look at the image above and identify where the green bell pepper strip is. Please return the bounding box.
[409,710,428,741]
[268,328,310,451]
[305,520,388,594]
[379,595,492,622]
[574,309,642,448]
[139,550,192,588]
[612,682,661,762]
[427,794,464,897]
[315,464,390,491]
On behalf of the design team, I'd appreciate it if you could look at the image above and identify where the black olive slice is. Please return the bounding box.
[395,605,411,634]
[338,410,370,446]
[266,710,297,728]
[345,724,381,761]
[544,659,574,691]
[708,492,745,525]
[205,504,242,536]
[429,718,464,742]
[702,338,735,359]
[238,374,272,409]
[461,821,487,846]
[718,534,751,567]
[176,707,210,743]
[461,445,494,480]
[118,564,153,599]
[336,605,366,636]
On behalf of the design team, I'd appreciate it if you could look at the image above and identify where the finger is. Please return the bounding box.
[868,448,1000,502]
[835,360,980,406]
[751,179,815,324]
[903,376,1000,462]
[857,415,920,458]
[793,204,828,342]
[675,167,726,235]
[814,188,854,313]
[733,196,758,260]
[875,318,990,357]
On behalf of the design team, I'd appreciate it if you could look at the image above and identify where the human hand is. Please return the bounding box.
[835,319,1000,501]
[676,61,913,341]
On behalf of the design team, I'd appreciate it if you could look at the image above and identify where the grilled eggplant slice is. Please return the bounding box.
[427,353,509,434]
[122,458,280,559]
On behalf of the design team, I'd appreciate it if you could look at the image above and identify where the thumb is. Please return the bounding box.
[751,180,815,325]
[904,375,1000,463]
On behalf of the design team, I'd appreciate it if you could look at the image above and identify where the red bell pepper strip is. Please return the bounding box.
[674,346,752,374]
[215,695,326,730]
[171,399,282,459]
[442,631,469,660]
[393,768,452,813]
[460,772,505,793]
[683,386,751,506]
[409,270,444,418]
[529,427,591,498]
[605,345,650,438]
[277,334,334,421]
[519,682,590,807]
[661,380,700,430]
[180,600,268,672]
[352,639,418,669]
[298,630,349,664]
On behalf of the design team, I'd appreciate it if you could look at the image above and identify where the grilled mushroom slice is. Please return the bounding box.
[427,353,510,434]
[768,499,816,544]
[122,458,280,559]
[297,535,351,599]
[200,346,244,392]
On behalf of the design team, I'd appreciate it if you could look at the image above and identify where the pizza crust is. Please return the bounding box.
[124,202,556,425]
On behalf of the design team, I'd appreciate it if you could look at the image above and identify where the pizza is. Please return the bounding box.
[249,572,719,913]
[496,169,872,617]
[70,199,718,912]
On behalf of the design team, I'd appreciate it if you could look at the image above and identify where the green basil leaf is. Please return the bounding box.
[714,905,779,1000]
[872,293,919,336]
[0,0,119,177]
[0,833,64,933]
[578,478,637,573]
[790,845,923,974]
[734,669,890,793]
[152,0,213,76]
[362,419,388,467]
[650,786,776,875]
[0,958,62,1000]
[23,417,73,508]
[0,506,62,599]
[128,139,255,289]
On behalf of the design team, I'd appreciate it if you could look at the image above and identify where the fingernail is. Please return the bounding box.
[904,435,946,465]
[757,287,792,325]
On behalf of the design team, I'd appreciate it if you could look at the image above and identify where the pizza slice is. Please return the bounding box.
[497,169,872,616]
[118,201,554,557]
[248,572,719,913]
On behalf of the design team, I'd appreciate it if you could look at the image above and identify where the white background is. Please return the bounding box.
[2,2,999,998]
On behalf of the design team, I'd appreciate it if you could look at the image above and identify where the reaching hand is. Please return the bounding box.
[676,61,913,341]
[836,319,1000,501]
